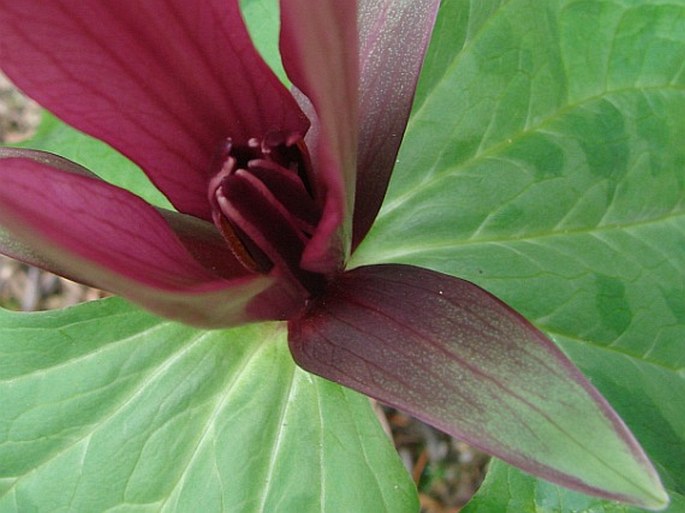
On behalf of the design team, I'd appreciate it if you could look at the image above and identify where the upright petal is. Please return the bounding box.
[0,0,308,220]
[0,150,305,326]
[279,0,359,273]
[352,0,441,248]
[288,264,668,510]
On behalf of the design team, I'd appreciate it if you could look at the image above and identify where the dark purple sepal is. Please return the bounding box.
[288,264,668,509]
[352,0,442,248]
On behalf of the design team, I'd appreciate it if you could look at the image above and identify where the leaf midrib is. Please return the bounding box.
[158,335,268,512]
[366,209,685,263]
[548,328,685,374]
[0,326,211,502]
[384,83,685,219]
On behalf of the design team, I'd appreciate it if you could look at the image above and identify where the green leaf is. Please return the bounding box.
[354,0,685,510]
[462,338,685,513]
[4,0,681,510]
[0,299,416,512]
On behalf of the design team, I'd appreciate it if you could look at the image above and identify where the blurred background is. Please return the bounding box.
[0,72,488,513]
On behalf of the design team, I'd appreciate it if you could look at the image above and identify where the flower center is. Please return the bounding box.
[208,132,324,295]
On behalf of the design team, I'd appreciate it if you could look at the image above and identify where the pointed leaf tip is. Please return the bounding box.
[288,264,669,509]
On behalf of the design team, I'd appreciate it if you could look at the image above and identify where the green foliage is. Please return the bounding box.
[0,299,415,512]
[2,0,683,511]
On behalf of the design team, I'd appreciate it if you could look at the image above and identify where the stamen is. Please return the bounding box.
[208,132,324,294]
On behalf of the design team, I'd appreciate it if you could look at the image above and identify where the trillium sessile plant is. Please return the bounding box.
[0,0,670,510]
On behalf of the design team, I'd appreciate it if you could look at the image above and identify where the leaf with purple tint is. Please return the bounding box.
[289,264,668,510]
[0,0,307,220]
[462,457,685,513]
[352,0,441,248]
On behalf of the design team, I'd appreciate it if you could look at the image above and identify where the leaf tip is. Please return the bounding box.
[633,480,670,511]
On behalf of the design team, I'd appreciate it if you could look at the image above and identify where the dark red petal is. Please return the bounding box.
[352,0,441,248]
[0,0,308,220]
[0,150,302,326]
[280,0,359,273]
[288,264,667,508]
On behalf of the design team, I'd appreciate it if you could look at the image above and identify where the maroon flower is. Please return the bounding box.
[0,1,667,508]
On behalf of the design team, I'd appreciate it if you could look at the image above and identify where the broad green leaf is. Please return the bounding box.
[0,299,417,512]
[354,0,685,510]
[3,0,682,510]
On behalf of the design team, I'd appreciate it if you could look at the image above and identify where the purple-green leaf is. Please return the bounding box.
[288,264,669,510]
[353,0,441,248]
